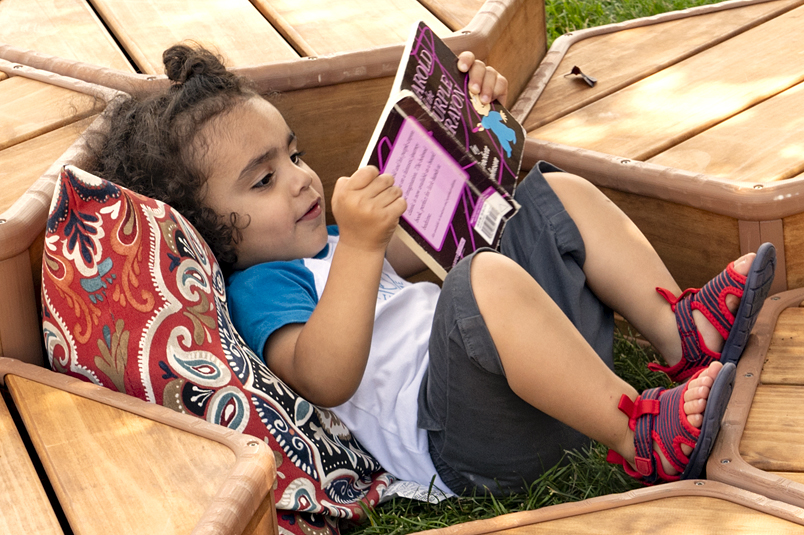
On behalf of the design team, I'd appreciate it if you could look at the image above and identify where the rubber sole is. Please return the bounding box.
[720,242,777,366]
[681,361,737,479]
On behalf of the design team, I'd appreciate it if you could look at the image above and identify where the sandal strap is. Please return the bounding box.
[648,262,746,382]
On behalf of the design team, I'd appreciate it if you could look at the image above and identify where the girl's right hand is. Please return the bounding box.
[331,166,406,253]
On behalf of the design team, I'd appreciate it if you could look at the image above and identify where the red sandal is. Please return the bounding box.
[650,243,775,383]
[606,362,736,484]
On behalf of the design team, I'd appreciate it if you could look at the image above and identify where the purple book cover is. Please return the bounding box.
[364,93,518,278]
[395,21,524,196]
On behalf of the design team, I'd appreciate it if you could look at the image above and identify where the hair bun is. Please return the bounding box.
[163,43,228,85]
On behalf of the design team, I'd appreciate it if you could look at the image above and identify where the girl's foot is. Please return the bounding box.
[652,243,776,382]
[655,361,720,476]
[692,255,753,354]
[609,361,735,483]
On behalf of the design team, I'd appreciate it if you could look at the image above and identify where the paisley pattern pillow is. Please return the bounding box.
[41,165,393,535]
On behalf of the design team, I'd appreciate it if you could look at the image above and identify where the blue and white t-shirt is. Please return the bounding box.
[226,227,451,494]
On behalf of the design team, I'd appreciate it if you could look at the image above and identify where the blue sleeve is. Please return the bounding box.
[226,260,318,362]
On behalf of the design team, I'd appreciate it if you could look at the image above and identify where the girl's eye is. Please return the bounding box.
[291,150,306,165]
[253,172,274,189]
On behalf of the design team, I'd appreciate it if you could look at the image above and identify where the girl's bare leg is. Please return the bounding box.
[543,172,751,366]
[471,253,721,476]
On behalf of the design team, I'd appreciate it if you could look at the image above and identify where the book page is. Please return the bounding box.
[382,115,466,251]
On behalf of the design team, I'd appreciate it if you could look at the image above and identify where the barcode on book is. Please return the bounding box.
[473,189,511,244]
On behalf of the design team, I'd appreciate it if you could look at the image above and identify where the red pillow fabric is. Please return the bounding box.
[41,165,393,534]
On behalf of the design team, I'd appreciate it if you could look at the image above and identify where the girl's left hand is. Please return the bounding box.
[457,51,509,107]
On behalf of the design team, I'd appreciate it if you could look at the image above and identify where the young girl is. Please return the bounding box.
[87,44,776,495]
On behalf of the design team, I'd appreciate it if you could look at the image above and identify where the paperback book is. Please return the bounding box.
[361,21,526,279]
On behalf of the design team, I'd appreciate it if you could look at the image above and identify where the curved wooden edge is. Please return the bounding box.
[523,139,804,221]
[0,0,522,96]
[417,480,804,535]
[509,0,804,122]
[706,288,804,510]
[0,61,124,262]
[0,357,277,535]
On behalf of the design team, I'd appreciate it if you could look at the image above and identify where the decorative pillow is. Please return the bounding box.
[41,165,393,535]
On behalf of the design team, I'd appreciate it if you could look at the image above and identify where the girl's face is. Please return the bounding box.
[201,97,328,270]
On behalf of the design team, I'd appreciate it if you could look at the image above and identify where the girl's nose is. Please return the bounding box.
[290,165,313,195]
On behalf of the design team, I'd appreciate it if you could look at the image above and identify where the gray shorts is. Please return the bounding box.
[417,161,614,495]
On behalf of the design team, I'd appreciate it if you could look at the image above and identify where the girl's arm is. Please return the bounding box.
[264,167,405,407]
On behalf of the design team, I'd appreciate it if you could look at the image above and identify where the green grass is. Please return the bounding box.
[345,1,729,532]
[545,0,726,44]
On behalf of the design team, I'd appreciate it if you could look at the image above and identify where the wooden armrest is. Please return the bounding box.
[0,358,277,535]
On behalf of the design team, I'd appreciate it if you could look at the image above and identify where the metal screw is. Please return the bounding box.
[462,30,471,35]
[721,458,731,464]
[0,219,6,224]
[695,481,705,486]
[306,56,318,60]
[744,373,754,378]
[247,441,259,447]
[621,159,631,164]
[12,64,23,69]
[146,76,157,81]
[771,296,780,301]
[753,184,764,189]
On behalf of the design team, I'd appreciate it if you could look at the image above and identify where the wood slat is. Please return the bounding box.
[529,4,804,161]
[648,81,804,182]
[417,0,485,31]
[0,77,98,152]
[740,385,804,473]
[7,375,237,535]
[0,393,64,535]
[478,497,802,534]
[600,187,740,290]
[0,115,95,215]
[251,0,451,57]
[88,0,299,74]
[784,212,804,289]
[757,306,804,385]
[0,0,133,71]
[524,0,803,131]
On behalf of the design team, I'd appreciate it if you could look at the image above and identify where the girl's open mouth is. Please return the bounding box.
[298,199,322,222]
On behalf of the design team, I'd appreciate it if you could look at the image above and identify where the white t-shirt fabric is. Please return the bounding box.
[226,230,453,496]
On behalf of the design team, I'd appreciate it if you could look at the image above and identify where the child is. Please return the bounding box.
[87,43,776,495]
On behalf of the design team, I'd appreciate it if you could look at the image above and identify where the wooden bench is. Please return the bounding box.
[705,287,804,509]
[417,480,804,534]
[0,357,277,535]
[0,0,544,223]
[512,0,804,293]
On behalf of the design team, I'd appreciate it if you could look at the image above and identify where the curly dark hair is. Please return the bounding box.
[84,43,258,272]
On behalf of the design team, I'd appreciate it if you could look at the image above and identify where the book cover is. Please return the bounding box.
[392,21,525,196]
[361,22,525,279]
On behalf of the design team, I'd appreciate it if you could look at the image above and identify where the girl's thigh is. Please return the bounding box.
[417,162,615,495]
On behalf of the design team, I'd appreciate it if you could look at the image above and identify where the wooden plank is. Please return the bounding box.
[474,497,802,533]
[0,0,133,71]
[0,116,95,215]
[529,4,804,161]
[758,306,804,385]
[417,0,486,30]
[251,0,451,57]
[600,187,740,290]
[524,0,804,131]
[88,0,299,74]
[0,394,64,535]
[740,385,804,473]
[648,81,804,182]
[783,212,804,289]
[0,77,98,152]
[8,375,237,535]
[484,0,546,106]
